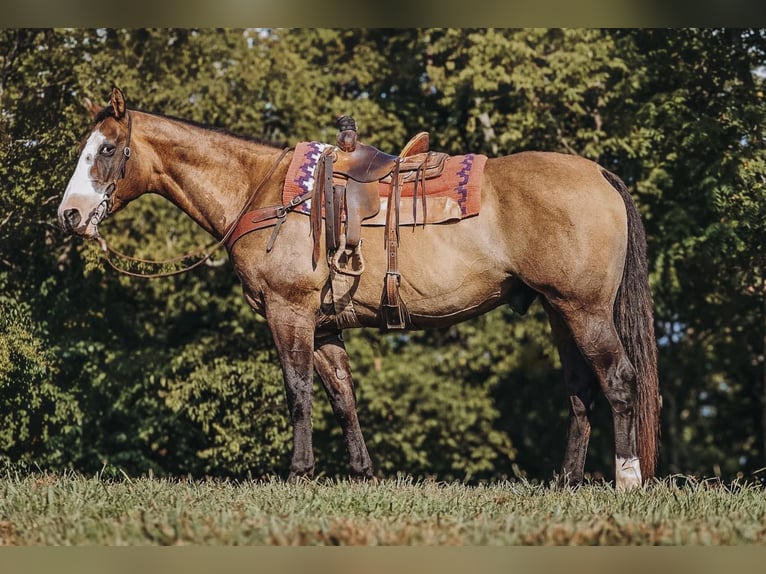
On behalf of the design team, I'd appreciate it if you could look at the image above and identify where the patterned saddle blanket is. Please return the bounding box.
[283,141,486,226]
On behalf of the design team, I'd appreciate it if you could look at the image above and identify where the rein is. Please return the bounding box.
[99,143,291,279]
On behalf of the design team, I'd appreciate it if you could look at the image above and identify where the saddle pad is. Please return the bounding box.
[283,141,487,219]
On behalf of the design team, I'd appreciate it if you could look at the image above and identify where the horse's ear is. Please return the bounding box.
[83,97,103,119]
[110,85,127,120]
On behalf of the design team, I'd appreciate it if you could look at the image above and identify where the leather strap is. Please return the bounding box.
[223,205,285,250]
[325,184,345,252]
[383,159,407,329]
[312,151,334,265]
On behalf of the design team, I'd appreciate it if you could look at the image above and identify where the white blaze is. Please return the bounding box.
[59,130,110,237]
[62,130,106,202]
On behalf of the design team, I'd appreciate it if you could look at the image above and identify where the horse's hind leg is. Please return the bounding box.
[545,304,599,487]
[313,331,374,479]
[553,303,642,490]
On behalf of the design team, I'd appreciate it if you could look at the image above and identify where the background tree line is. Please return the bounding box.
[1,28,765,482]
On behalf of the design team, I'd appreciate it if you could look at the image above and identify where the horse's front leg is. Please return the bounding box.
[266,305,317,480]
[314,331,373,480]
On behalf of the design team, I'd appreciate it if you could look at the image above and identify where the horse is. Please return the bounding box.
[57,86,660,489]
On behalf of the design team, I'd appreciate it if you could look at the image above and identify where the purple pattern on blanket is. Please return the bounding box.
[292,141,332,215]
[454,154,475,215]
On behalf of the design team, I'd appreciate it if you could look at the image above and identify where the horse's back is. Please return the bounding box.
[485,150,622,207]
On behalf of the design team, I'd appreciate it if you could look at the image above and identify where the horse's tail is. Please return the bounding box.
[602,169,661,481]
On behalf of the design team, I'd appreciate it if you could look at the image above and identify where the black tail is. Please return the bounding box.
[602,169,661,480]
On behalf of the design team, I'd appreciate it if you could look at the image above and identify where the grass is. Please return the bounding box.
[1,470,766,545]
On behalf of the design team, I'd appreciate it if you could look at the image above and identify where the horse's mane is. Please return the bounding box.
[89,105,287,149]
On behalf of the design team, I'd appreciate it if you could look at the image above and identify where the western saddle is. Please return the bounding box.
[314,115,448,329]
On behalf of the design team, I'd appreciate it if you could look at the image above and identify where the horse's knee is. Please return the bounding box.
[314,344,358,413]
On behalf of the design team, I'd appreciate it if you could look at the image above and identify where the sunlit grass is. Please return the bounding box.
[1,470,765,545]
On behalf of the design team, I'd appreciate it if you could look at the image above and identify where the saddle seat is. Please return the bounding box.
[324,119,448,263]
[332,131,431,183]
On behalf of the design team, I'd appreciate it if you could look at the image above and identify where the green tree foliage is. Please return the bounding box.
[1,28,765,481]
[620,29,766,477]
[0,286,81,466]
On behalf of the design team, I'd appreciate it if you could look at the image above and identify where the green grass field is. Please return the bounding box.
[1,470,765,545]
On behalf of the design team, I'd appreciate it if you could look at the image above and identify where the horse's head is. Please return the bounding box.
[58,86,138,243]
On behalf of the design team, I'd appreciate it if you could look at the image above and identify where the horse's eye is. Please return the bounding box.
[100,143,116,156]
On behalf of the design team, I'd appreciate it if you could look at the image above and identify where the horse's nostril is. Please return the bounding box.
[63,208,81,231]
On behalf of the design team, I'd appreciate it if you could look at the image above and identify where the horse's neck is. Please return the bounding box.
[139,112,286,239]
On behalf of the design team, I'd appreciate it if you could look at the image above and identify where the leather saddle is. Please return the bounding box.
[312,115,448,329]
[320,117,446,271]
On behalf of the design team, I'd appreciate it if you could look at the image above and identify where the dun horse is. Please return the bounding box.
[58,87,660,489]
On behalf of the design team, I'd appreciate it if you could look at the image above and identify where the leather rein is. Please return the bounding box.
[95,112,294,279]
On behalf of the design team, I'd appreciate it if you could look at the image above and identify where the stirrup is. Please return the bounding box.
[331,235,365,276]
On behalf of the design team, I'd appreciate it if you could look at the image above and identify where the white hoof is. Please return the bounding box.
[615,456,642,490]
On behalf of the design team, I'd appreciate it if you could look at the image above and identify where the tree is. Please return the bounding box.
[2,28,765,481]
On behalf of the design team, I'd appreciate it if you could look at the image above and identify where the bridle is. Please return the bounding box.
[85,110,133,233]
[89,110,292,278]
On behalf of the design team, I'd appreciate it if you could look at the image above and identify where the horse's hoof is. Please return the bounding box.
[286,471,315,484]
[555,472,584,489]
[349,472,376,483]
